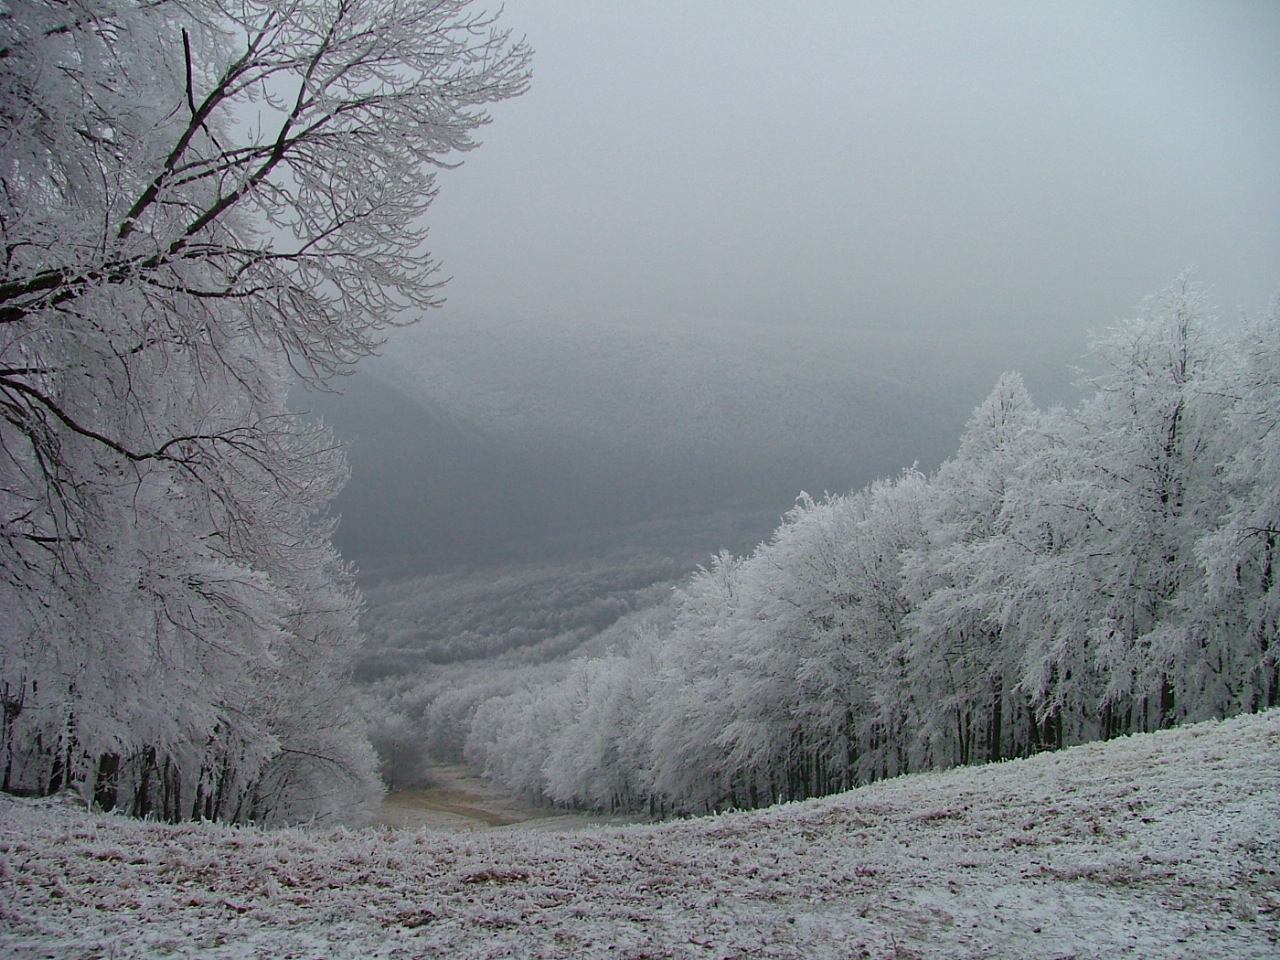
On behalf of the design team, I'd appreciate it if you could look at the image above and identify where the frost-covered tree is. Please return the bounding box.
[0,0,530,820]
[992,283,1228,743]
[903,373,1041,767]
[832,472,930,782]
[1197,300,1280,713]
[1075,283,1228,731]
[641,553,751,812]
[540,654,649,811]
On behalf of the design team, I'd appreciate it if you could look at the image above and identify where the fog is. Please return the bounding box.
[311,0,1280,571]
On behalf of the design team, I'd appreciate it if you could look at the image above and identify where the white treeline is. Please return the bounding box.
[465,283,1280,815]
[0,1,529,822]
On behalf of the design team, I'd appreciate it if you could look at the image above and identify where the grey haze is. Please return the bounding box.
[309,0,1280,569]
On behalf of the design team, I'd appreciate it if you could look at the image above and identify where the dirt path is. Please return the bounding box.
[375,764,639,833]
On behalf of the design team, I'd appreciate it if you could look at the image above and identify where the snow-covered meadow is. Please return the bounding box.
[3,710,1276,959]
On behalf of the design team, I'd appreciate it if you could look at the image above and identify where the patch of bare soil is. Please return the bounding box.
[375,764,638,832]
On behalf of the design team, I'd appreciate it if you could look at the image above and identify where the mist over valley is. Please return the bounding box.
[313,310,1082,572]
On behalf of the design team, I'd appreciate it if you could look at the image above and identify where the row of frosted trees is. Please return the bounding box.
[0,0,528,822]
[465,283,1279,815]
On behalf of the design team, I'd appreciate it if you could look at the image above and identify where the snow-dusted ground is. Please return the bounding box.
[2,712,1277,959]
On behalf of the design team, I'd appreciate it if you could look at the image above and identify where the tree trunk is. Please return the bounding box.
[93,753,119,811]
[988,677,1003,762]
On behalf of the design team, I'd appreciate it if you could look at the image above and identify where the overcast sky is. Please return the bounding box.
[421,0,1279,345]
[324,1,1280,567]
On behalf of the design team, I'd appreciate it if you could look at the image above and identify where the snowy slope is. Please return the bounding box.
[2,711,1277,959]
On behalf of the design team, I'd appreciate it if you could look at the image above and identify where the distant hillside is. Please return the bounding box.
[304,368,788,570]
[306,311,1077,568]
[3,710,1276,958]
